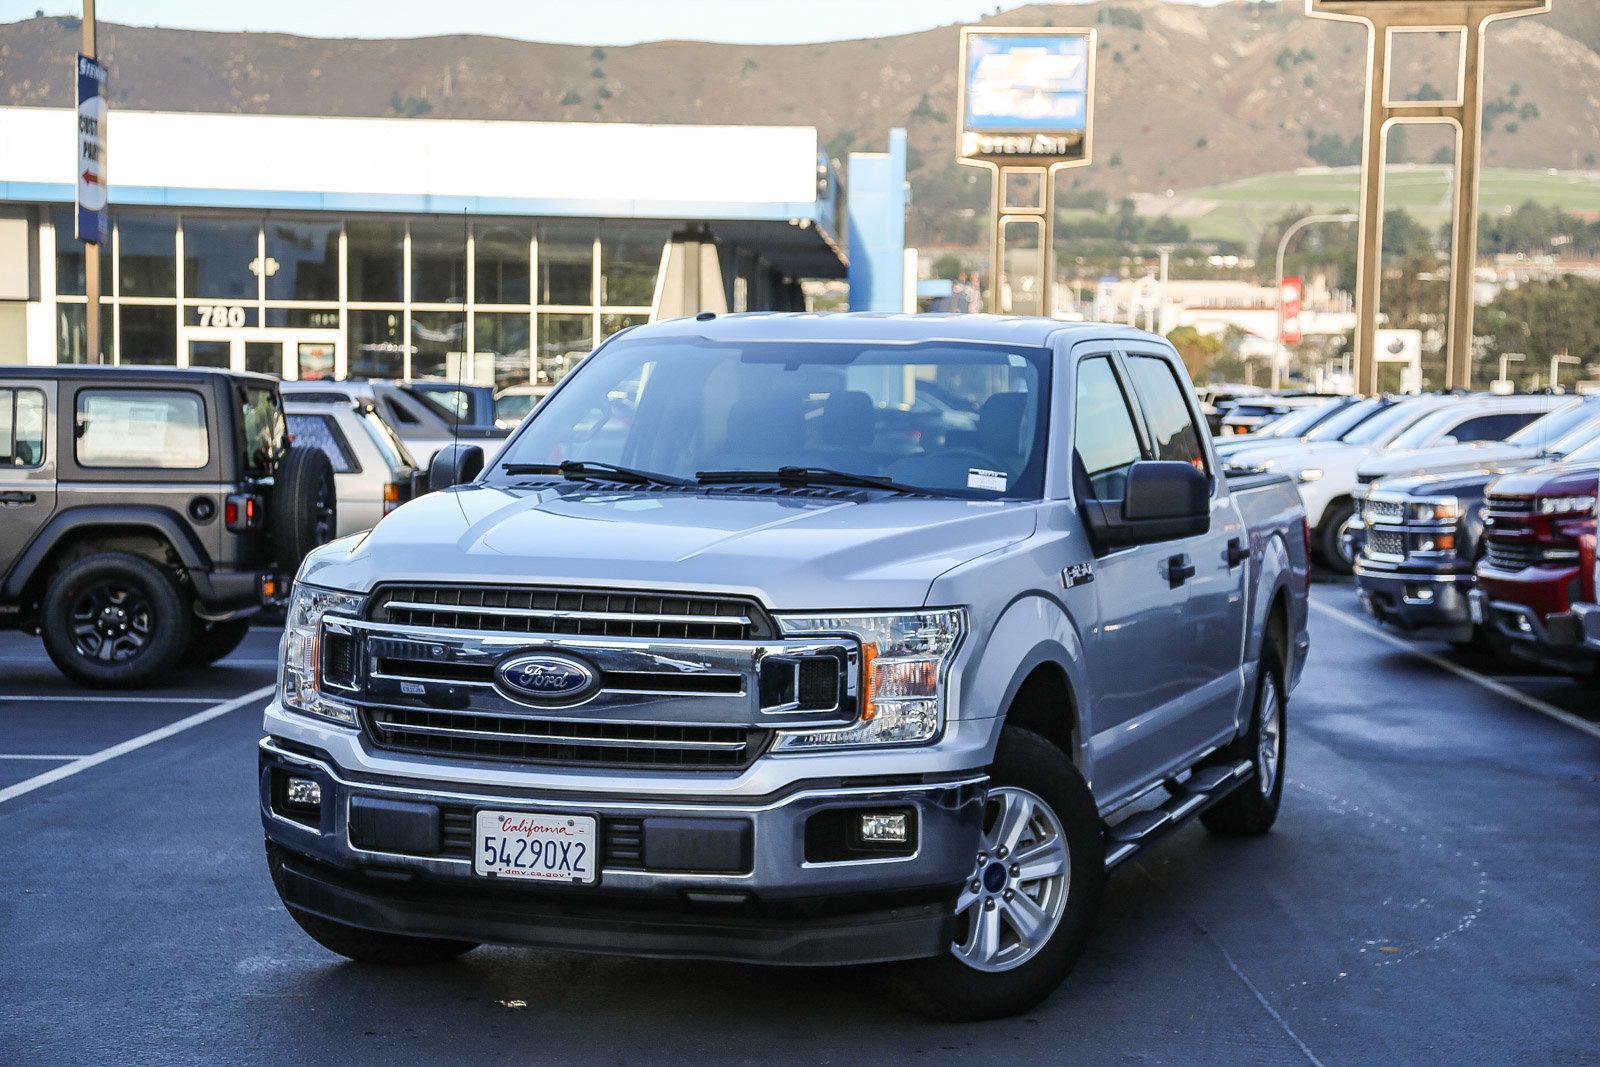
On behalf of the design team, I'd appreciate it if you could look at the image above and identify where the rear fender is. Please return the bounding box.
[1,505,210,600]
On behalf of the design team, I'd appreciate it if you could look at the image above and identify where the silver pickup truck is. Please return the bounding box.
[260,314,1309,1020]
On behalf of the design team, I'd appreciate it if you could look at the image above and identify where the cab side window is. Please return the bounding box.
[1073,357,1144,501]
[1124,355,1207,471]
[1450,411,1539,443]
[0,388,46,468]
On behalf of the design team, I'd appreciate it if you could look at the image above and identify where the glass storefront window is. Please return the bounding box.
[538,222,594,307]
[537,313,592,388]
[346,220,405,303]
[183,217,260,300]
[410,221,467,305]
[475,312,531,388]
[349,309,405,378]
[265,220,340,301]
[56,303,112,364]
[117,215,177,298]
[474,225,530,305]
[188,340,230,369]
[53,208,110,297]
[600,312,648,340]
[410,310,466,380]
[600,225,665,307]
[265,307,339,329]
[118,305,179,365]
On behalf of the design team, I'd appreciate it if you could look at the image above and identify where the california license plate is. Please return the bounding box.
[473,810,598,884]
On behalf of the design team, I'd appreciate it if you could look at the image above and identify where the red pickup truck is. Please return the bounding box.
[1471,464,1598,676]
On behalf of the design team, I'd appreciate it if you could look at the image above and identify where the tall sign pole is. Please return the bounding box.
[957,27,1096,318]
[1306,1,1551,394]
[76,0,108,364]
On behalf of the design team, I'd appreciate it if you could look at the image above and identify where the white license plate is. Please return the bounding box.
[473,809,598,884]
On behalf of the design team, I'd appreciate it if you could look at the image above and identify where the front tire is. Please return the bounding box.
[887,727,1104,1022]
[1202,647,1286,836]
[1318,500,1356,574]
[40,552,191,688]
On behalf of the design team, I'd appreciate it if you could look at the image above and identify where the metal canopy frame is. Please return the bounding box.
[1306,0,1552,393]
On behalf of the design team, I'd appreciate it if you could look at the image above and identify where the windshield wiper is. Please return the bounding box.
[501,460,694,487]
[695,465,939,496]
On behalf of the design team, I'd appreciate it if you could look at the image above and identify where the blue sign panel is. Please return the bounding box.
[75,53,108,245]
[963,33,1090,133]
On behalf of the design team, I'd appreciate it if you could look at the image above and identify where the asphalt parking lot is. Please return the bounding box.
[1,582,1596,1065]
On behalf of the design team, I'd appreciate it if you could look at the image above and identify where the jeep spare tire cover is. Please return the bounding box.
[273,444,338,568]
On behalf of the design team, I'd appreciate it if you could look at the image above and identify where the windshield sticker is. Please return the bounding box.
[967,468,1008,492]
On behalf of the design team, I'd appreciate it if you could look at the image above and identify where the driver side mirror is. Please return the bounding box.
[1085,460,1210,549]
[427,443,485,494]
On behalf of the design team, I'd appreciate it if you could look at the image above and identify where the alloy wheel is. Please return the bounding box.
[69,581,153,663]
[1257,676,1283,797]
[952,786,1071,973]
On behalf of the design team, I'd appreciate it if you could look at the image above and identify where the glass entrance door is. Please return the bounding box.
[179,328,342,380]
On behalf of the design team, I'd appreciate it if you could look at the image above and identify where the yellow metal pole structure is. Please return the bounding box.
[1444,22,1485,390]
[1351,22,1388,398]
[82,0,101,365]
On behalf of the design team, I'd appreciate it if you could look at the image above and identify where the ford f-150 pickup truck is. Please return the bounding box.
[260,314,1310,1021]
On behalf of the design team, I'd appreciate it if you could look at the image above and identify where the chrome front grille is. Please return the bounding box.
[365,706,768,771]
[1365,498,1405,524]
[1365,530,1406,559]
[368,584,773,642]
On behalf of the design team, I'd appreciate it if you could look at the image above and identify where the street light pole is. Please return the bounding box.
[1274,212,1357,392]
[82,0,100,364]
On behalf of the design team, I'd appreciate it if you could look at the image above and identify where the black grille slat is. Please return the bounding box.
[1485,540,1539,570]
[366,707,768,771]
[369,583,771,642]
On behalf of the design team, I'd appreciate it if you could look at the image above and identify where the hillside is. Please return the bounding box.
[2,1,1597,247]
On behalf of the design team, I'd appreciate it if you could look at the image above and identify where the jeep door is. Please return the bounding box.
[0,379,57,567]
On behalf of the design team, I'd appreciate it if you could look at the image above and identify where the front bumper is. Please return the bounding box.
[1469,590,1597,673]
[1573,601,1600,653]
[260,737,987,966]
[1354,560,1475,642]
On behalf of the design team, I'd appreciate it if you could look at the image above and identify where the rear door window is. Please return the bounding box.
[239,385,286,477]
[286,412,359,473]
[75,389,208,469]
[1073,356,1144,501]
[1448,411,1541,443]
[1124,354,1208,471]
[0,388,46,468]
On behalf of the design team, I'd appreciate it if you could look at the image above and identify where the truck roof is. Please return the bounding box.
[0,364,280,386]
[640,312,1164,348]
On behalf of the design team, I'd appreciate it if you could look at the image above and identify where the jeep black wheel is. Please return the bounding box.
[41,552,191,688]
[272,444,338,569]
[885,727,1104,1022]
[187,618,253,665]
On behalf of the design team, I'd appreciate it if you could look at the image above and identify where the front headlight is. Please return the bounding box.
[1408,497,1462,523]
[772,610,965,749]
[1296,468,1324,484]
[279,582,365,726]
[1536,494,1597,515]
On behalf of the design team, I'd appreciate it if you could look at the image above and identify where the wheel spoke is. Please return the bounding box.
[954,884,981,917]
[993,792,1033,854]
[1012,837,1067,884]
[1003,890,1050,948]
[971,906,1002,963]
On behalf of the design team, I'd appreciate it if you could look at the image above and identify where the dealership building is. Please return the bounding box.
[0,107,861,387]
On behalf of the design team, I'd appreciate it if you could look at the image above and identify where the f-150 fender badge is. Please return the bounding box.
[1061,562,1095,589]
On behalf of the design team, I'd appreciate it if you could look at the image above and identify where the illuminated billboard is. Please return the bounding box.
[958,28,1095,165]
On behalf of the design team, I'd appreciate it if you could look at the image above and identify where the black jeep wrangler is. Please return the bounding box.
[0,366,336,687]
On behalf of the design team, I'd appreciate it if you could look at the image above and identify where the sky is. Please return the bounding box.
[1,0,1243,45]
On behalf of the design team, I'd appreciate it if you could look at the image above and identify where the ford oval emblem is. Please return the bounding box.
[495,653,597,703]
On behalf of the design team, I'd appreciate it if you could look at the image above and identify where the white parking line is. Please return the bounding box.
[0,684,274,805]
[0,695,221,704]
[1311,600,1600,742]
[0,754,89,761]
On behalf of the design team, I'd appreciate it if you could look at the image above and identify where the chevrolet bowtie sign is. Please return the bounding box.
[957,29,1095,166]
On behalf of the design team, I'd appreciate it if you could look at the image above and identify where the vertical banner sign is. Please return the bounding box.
[1280,276,1304,344]
[75,53,108,245]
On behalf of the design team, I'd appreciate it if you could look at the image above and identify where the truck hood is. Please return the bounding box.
[1370,457,1544,499]
[300,483,1040,611]
[1358,442,1538,481]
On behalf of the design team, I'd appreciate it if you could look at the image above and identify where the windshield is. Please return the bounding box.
[1344,400,1437,446]
[1386,406,1470,451]
[1303,398,1380,442]
[1508,402,1593,447]
[1548,412,1600,457]
[492,336,1051,498]
[1251,402,1333,440]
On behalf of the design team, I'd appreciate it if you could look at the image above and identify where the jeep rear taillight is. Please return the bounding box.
[225,492,263,532]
